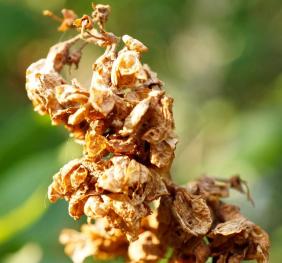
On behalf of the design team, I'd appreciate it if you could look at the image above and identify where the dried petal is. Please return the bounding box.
[142,95,174,144]
[84,131,108,159]
[186,177,230,199]
[120,96,151,136]
[111,50,146,87]
[122,35,148,53]
[107,137,136,155]
[90,83,115,116]
[84,193,150,240]
[48,159,82,202]
[69,189,89,220]
[47,159,91,205]
[84,195,108,218]
[150,140,174,169]
[145,170,169,201]
[209,217,270,263]
[70,166,88,188]
[68,107,87,126]
[55,84,89,106]
[186,176,254,204]
[171,188,212,237]
[97,156,150,193]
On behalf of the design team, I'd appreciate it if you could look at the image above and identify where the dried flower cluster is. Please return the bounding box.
[25,4,270,263]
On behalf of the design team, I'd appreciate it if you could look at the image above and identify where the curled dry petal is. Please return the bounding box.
[145,169,169,201]
[209,217,270,263]
[26,37,94,140]
[142,95,174,144]
[120,96,151,136]
[90,80,115,116]
[84,193,150,240]
[122,35,148,53]
[84,131,108,159]
[171,188,212,237]
[150,140,175,169]
[186,176,254,205]
[102,194,150,236]
[48,159,80,202]
[156,186,212,253]
[45,37,81,72]
[97,156,150,193]
[70,165,89,188]
[55,85,89,106]
[68,107,87,126]
[84,196,108,218]
[186,177,230,199]
[107,137,136,155]
[26,59,64,115]
[69,188,89,220]
[48,159,89,203]
[111,50,146,87]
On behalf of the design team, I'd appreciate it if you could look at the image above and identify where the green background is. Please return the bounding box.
[0,0,282,262]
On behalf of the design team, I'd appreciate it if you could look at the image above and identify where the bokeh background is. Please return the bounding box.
[0,0,282,262]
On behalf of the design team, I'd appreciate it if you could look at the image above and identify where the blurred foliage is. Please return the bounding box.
[0,0,282,262]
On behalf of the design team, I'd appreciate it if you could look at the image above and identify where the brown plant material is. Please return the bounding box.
[26,3,270,263]
[43,9,78,32]
[60,218,128,263]
[207,203,269,263]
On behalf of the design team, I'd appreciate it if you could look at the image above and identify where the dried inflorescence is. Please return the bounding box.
[25,4,270,263]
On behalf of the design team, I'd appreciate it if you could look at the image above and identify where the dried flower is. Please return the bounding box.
[209,209,269,262]
[26,3,270,263]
